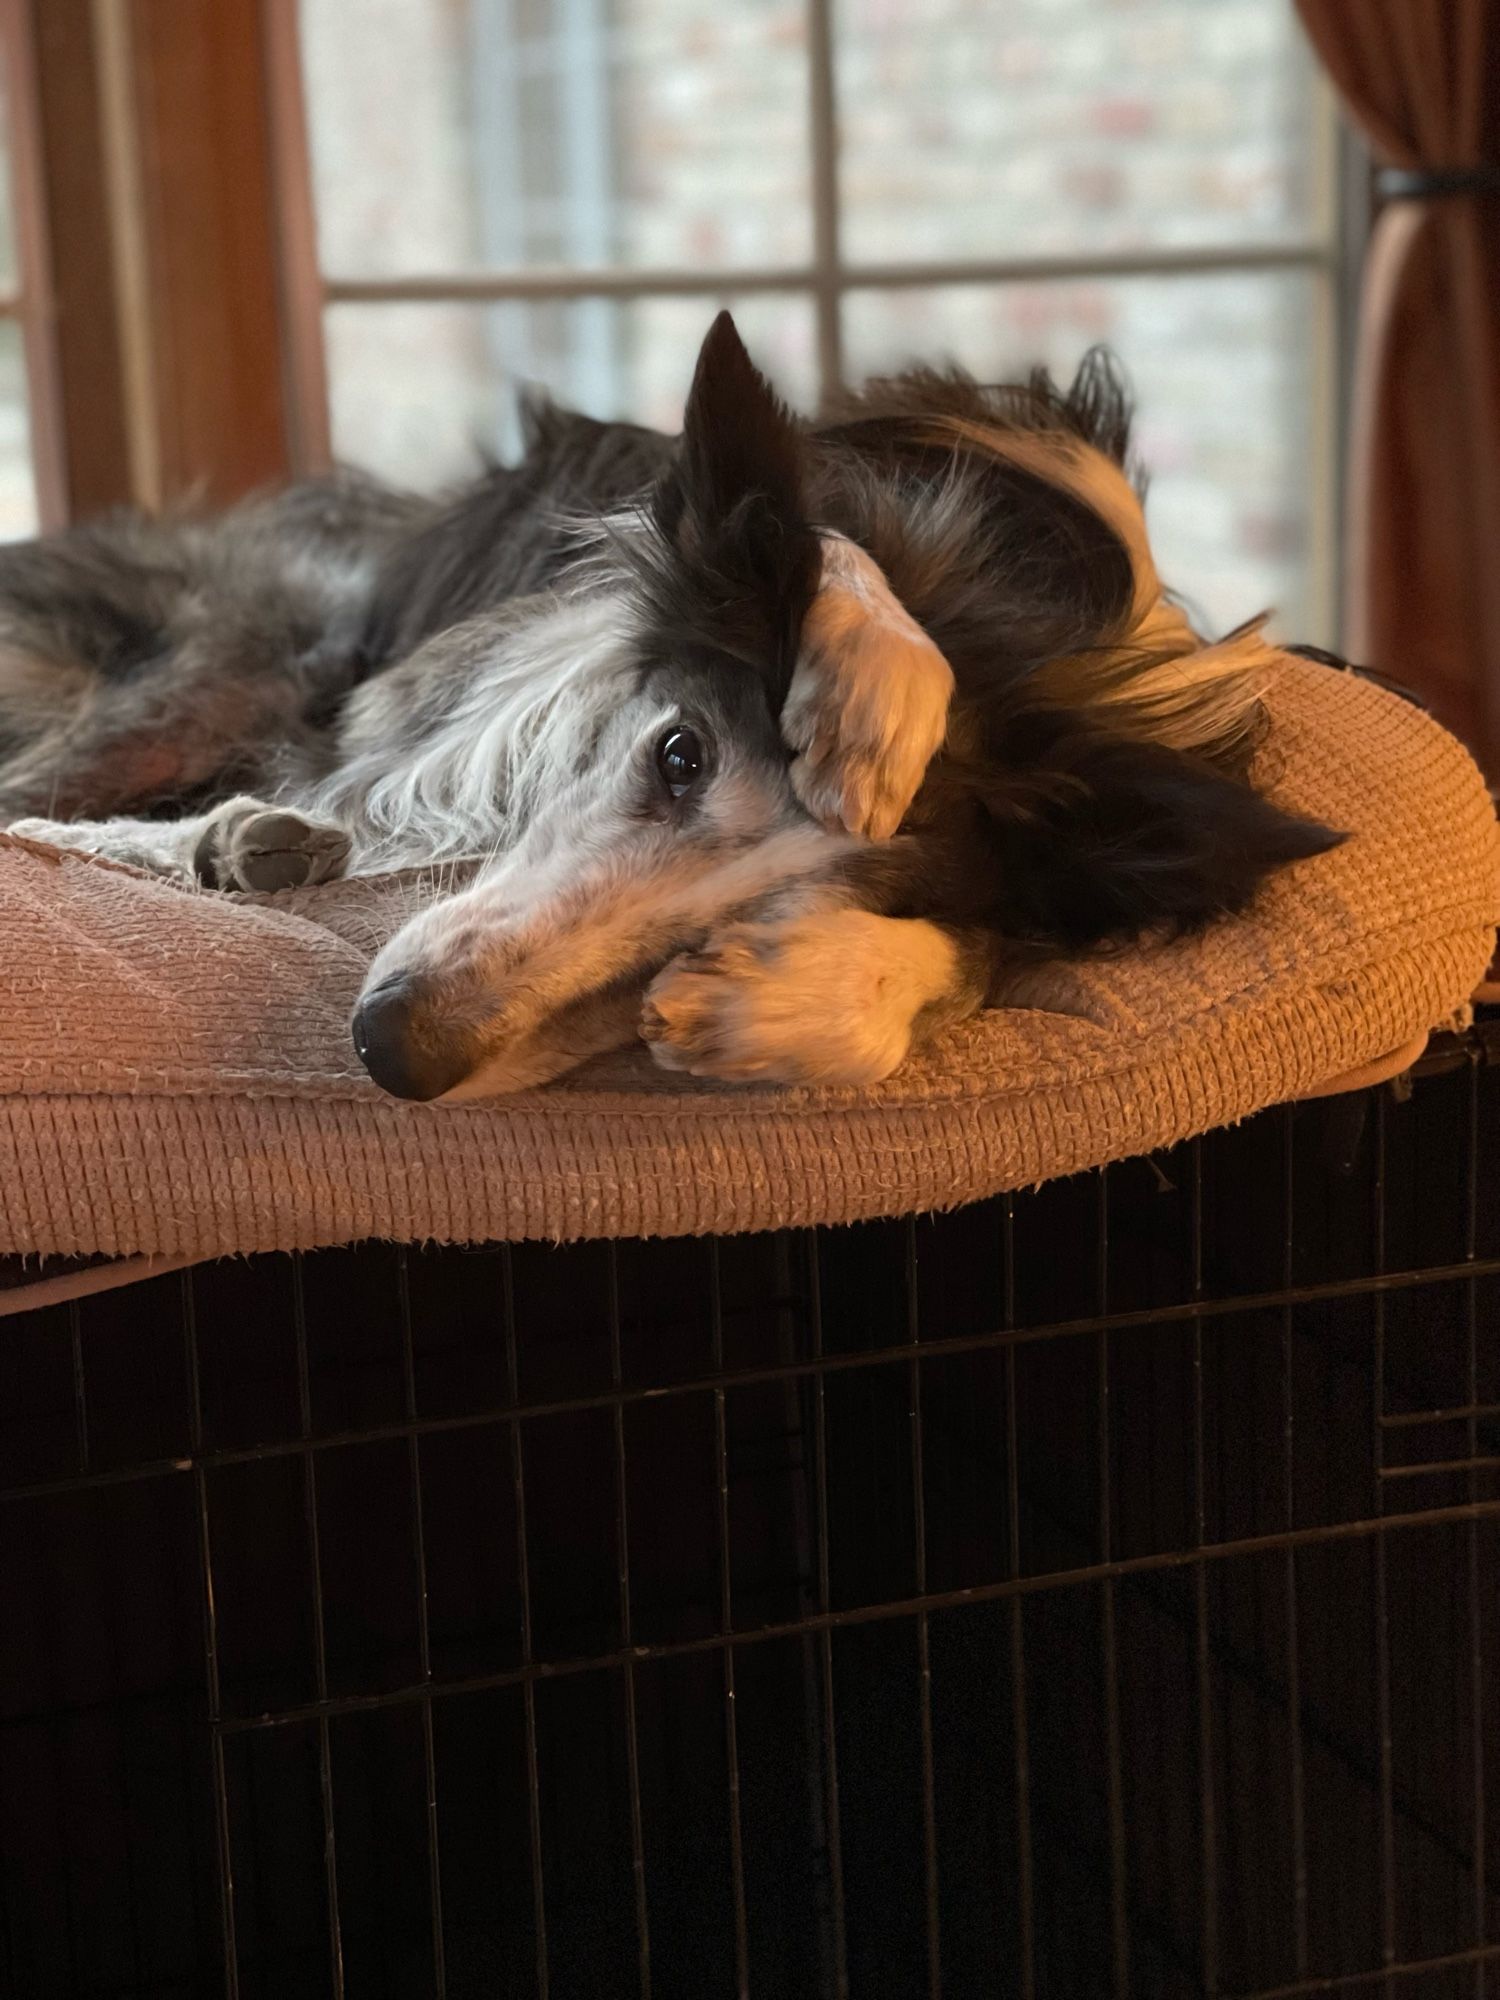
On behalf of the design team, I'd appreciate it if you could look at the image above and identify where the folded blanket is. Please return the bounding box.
[1,654,1495,1262]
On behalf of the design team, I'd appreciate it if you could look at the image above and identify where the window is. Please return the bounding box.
[0,6,62,538]
[294,0,1346,644]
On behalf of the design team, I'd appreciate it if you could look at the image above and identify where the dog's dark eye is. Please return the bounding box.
[655,726,706,800]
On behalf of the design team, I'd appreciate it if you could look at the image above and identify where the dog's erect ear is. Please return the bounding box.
[676,309,805,535]
[647,313,819,687]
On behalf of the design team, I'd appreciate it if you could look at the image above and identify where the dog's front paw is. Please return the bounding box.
[641,911,950,1087]
[782,534,954,842]
[195,801,352,892]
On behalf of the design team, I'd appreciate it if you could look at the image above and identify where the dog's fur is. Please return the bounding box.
[0,312,1339,1097]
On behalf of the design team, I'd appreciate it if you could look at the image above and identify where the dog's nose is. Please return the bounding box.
[352,973,474,1101]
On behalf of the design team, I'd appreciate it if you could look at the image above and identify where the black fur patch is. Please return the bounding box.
[634,311,822,711]
[804,346,1343,951]
[808,353,1140,698]
[360,408,673,667]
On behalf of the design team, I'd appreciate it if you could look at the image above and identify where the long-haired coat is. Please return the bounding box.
[0,312,1338,1098]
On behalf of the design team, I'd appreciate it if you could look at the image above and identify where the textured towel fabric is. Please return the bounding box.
[0,655,1496,1260]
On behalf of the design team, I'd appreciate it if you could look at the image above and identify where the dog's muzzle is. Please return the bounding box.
[352,972,475,1102]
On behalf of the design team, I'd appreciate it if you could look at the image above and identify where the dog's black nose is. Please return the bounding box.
[352,973,473,1101]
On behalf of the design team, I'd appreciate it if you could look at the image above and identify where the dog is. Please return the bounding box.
[0,311,1339,1098]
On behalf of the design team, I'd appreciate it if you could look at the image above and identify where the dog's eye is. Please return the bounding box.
[655,726,706,799]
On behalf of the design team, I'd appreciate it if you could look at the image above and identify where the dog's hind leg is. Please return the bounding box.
[9,796,352,892]
[0,659,328,824]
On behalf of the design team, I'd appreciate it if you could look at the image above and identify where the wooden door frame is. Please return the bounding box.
[1,0,68,528]
[23,0,331,520]
[262,0,330,473]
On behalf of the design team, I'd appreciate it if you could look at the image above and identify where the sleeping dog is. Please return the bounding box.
[0,311,1337,1098]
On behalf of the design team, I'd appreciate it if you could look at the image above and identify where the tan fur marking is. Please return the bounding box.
[782,534,955,841]
[938,417,1163,627]
[1089,619,1277,756]
[642,909,961,1086]
[934,416,1267,754]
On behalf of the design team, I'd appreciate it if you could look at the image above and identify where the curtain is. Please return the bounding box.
[1294,0,1500,782]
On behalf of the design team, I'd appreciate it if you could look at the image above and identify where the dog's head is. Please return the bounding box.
[350,312,1340,1102]
[352,312,857,1101]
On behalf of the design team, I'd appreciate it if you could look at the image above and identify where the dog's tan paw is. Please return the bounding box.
[196,800,352,892]
[782,535,954,842]
[640,910,959,1087]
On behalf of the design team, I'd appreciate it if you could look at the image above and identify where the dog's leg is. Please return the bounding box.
[7,810,217,881]
[9,796,352,891]
[640,908,992,1086]
[0,678,316,825]
[781,533,955,841]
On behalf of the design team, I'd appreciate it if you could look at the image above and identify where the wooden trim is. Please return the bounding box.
[27,0,139,513]
[6,0,93,524]
[0,1,66,527]
[262,0,331,471]
[123,0,295,501]
[29,0,304,514]
[92,0,162,507]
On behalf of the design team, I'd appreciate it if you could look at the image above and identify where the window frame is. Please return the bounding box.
[17,0,311,520]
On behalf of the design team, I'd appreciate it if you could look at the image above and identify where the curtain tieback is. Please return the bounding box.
[1377,165,1500,201]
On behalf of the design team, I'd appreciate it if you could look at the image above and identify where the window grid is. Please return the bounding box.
[281,0,1350,639]
[300,0,1344,410]
[323,238,1342,306]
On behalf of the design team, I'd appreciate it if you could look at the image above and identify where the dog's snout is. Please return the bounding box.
[352,973,474,1102]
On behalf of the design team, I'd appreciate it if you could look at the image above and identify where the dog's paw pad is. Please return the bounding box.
[199,805,351,892]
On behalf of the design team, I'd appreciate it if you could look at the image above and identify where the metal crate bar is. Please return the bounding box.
[2,1041,1495,1996]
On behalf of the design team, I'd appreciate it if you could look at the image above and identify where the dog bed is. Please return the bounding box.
[0,653,1495,1273]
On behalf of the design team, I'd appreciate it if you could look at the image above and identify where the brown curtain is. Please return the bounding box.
[1294,0,1500,781]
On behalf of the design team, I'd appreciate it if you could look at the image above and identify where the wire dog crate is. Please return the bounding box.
[2,1015,1498,1999]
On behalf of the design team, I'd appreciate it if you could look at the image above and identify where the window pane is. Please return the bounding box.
[842,274,1330,643]
[837,0,1332,264]
[325,294,818,486]
[301,0,812,278]
[0,321,36,539]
